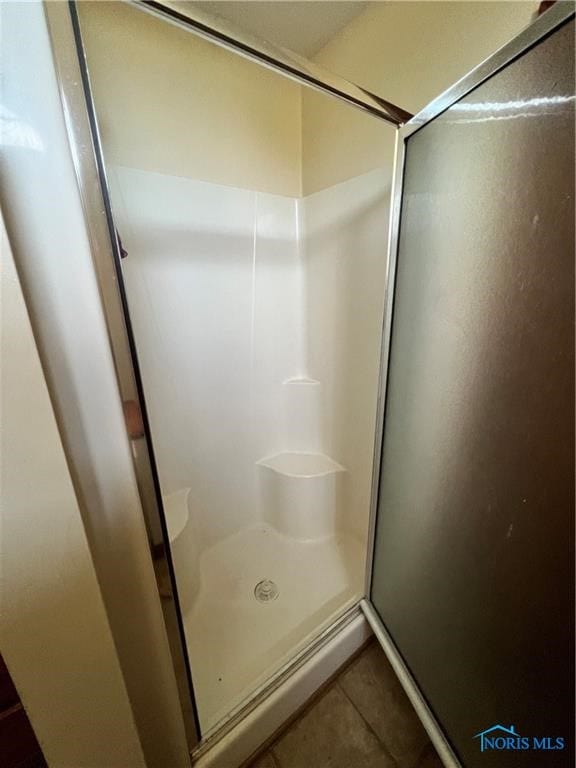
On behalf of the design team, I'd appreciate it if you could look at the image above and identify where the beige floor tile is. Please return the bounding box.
[271,684,394,768]
[247,751,278,768]
[415,743,444,768]
[339,641,429,767]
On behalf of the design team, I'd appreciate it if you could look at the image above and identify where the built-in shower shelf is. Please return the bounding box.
[257,452,344,478]
[258,452,346,541]
[162,488,200,613]
[163,488,190,543]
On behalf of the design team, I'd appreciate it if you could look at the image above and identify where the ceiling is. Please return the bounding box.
[193,2,369,57]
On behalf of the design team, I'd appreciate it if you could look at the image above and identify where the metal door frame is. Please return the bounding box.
[43,0,203,754]
[129,0,412,126]
[362,4,575,767]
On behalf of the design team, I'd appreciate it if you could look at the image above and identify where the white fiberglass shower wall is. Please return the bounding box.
[78,1,390,732]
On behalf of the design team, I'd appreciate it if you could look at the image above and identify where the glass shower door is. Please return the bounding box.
[367,8,574,768]
[72,0,394,740]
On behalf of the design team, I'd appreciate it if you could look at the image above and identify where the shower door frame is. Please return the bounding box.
[361,4,575,768]
[43,0,410,760]
[129,0,413,126]
[364,0,576,600]
[42,0,572,762]
[42,1,203,755]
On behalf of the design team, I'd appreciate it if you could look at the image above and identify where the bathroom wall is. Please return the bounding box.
[77,0,302,196]
[302,1,536,193]
[1,218,146,768]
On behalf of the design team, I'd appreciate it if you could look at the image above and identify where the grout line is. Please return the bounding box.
[336,679,399,768]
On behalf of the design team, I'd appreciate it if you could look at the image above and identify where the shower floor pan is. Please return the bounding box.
[182,524,363,732]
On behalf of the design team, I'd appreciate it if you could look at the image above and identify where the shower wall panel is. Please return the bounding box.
[108,164,388,552]
[108,166,304,549]
[301,169,390,544]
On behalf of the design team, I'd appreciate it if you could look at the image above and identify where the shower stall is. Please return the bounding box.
[69,0,401,739]
[2,1,573,767]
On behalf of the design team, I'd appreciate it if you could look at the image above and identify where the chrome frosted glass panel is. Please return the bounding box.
[371,19,574,768]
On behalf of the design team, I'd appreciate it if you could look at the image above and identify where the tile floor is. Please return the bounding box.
[247,639,443,768]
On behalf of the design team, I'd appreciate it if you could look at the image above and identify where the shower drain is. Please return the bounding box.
[254,579,279,603]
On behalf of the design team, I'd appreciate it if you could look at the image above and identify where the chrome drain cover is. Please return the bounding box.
[254,579,279,603]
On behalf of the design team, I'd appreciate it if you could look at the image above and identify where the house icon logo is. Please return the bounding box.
[474,724,565,752]
[474,725,522,752]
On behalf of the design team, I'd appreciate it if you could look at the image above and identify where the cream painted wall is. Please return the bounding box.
[302,0,537,193]
[1,219,146,768]
[78,1,536,196]
[78,0,302,196]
